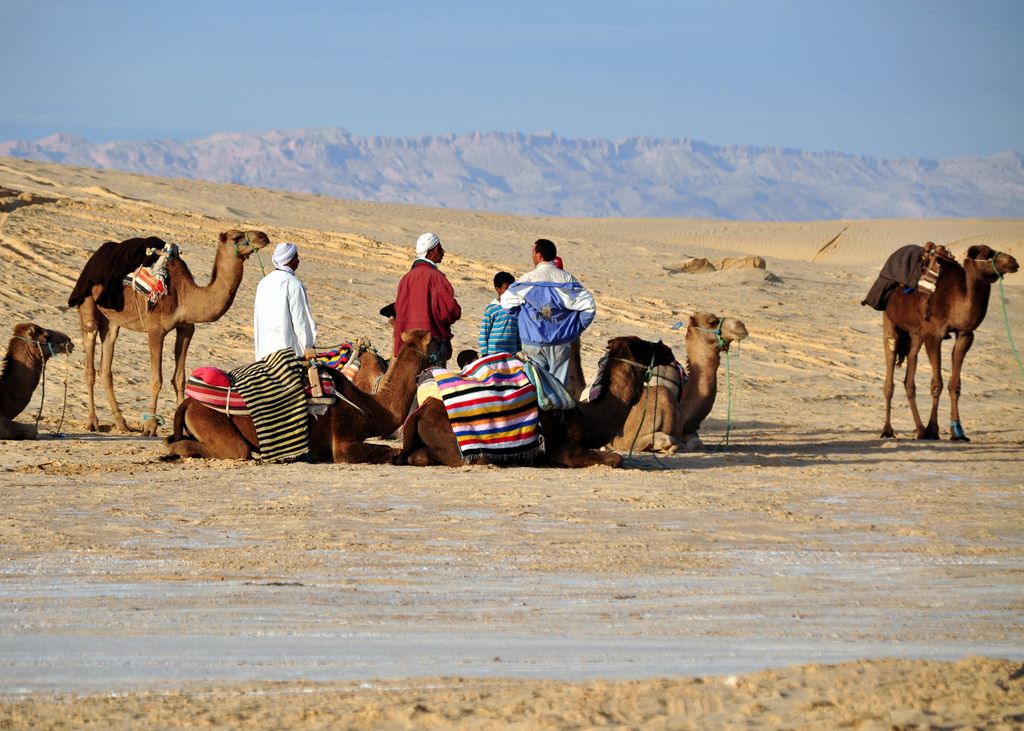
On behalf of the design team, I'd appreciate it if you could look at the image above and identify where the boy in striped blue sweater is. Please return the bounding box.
[478,271,521,356]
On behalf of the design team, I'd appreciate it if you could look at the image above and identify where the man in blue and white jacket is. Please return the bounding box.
[500,238,596,387]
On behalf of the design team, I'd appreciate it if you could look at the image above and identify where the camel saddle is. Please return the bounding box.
[123,242,179,309]
[862,242,953,314]
[185,364,339,417]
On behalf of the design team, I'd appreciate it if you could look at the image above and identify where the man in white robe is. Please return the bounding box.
[253,242,317,360]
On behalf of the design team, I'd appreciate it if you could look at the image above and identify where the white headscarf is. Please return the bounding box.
[272,242,298,272]
[415,232,440,258]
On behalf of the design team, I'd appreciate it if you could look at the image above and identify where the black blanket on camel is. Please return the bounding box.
[861,244,925,311]
[68,236,167,311]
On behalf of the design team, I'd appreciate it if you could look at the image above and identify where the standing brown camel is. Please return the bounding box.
[1,323,74,440]
[880,244,1018,441]
[165,329,443,463]
[394,336,676,468]
[610,312,749,453]
[75,229,270,436]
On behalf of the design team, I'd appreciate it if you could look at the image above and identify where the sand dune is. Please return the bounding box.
[1,156,1022,728]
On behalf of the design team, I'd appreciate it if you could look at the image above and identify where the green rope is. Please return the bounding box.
[709,340,738,452]
[993,259,1024,376]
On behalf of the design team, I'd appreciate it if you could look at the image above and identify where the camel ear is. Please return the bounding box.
[24,324,38,339]
[219,231,228,244]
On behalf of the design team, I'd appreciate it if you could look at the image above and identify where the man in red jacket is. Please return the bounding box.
[392,232,461,361]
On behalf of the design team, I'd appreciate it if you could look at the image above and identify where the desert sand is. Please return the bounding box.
[0,155,1022,728]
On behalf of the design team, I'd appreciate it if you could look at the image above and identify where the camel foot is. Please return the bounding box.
[141,421,160,437]
[949,421,970,442]
[879,425,895,439]
[112,419,138,434]
[158,453,182,462]
[603,452,624,468]
[85,418,100,433]
[915,429,940,441]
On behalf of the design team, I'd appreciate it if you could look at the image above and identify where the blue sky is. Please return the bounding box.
[2,0,1022,159]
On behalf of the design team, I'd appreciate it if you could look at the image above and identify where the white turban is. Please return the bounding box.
[272,242,298,271]
[416,232,440,258]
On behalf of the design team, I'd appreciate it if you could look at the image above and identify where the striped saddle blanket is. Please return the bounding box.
[428,353,541,462]
[229,349,311,463]
[186,365,337,416]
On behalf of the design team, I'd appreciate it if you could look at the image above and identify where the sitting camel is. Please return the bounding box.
[1,323,74,440]
[73,229,270,436]
[880,244,1019,440]
[344,342,389,393]
[610,312,749,453]
[394,336,676,468]
[165,329,443,463]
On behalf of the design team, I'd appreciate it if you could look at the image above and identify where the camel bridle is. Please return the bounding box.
[611,341,662,384]
[695,324,728,350]
[12,334,65,359]
[8,334,72,435]
[233,232,268,276]
[406,343,445,367]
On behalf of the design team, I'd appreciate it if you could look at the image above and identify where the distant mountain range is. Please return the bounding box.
[1,128,1021,220]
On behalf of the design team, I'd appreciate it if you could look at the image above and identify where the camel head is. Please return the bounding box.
[219,229,271,261]
[400,329,447,366]
[9,323,74,360]
[606,336,676,373]
[965,245,1019,280]
[687,312,748,352]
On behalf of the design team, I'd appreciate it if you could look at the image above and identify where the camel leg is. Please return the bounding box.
[392,401,464,467]
[651,432,681,454]
[331,441,397,464]
[166,405,254,460]
[947,331,974,442]
[0,414,38,440]
[920,336,943,440]
[140,326,168,436]
[880,317,898,438]
[79,294,99,334]
[99,322,133,433]
[680,432,704,451]
[171,324,194,405]
[82,314,101,432]
[549,443,624,468]
[901,333,929,439]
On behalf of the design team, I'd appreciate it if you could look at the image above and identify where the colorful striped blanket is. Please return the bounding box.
[430,353,541,462]
[229,349,309,463]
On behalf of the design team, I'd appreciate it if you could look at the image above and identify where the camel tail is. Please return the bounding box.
[894,328,911,368]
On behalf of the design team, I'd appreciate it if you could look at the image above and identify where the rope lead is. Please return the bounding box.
[993,258,1024,377]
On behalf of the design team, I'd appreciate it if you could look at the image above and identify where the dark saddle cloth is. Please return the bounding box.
[68,236,167,310]
[862,244,926,311]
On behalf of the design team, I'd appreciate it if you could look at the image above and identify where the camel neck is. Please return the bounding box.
[0,343,43,418]
[176,246,245,324]
[682,345,722,429]
[956,262,993,331]
[371,346,426,431]
[578,361,646,446]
